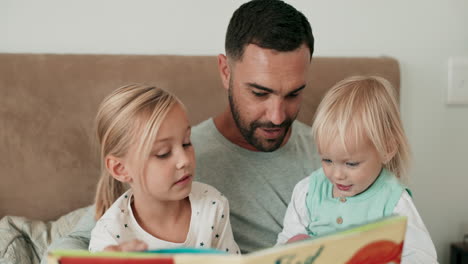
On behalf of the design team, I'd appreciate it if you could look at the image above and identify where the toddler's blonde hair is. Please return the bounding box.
[312,76,410,179]
[94,84,179,219]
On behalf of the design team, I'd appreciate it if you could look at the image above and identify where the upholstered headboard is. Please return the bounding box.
[0,54,399,221]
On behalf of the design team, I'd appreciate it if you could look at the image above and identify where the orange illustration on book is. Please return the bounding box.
[346,240,404,264]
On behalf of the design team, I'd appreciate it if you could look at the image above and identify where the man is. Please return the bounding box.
[42,0,319,260]
[194,0,318,253]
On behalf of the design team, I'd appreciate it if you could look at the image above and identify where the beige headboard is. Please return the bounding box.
[0,54,399,221]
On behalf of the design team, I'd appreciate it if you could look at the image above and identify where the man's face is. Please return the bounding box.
[227,44,310,152]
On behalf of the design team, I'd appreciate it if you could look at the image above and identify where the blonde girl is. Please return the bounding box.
[89,84,239,254]
[277,76,438,263]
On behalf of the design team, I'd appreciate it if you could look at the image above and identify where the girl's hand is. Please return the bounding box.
[287,234,311,243]
[103,239,148,252]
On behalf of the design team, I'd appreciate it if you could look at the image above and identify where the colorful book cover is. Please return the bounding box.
[47,215,407,264]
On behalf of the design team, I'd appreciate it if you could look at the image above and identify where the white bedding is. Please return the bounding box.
[0,206,89,264]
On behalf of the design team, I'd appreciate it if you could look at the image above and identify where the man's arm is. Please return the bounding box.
[40,205,96,264]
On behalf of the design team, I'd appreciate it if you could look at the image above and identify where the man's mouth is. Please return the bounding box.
[259,127,283,139]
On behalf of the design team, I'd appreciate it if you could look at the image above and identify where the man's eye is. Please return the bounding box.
[346,162,360,167]
[252,91,268,97]
[183,142,192,148]
[287,93,300,98]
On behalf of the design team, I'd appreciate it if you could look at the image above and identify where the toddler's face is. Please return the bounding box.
[126,103,195,203]
[319,135,384,198]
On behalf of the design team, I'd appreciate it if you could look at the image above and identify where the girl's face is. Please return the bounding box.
[319,134,384,198]
[126,103,195,204]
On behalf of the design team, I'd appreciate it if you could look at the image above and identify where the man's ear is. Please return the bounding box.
[217,54,231,91]
[105,155,133,183]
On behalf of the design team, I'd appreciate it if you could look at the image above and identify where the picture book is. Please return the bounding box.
[47,215,407,264]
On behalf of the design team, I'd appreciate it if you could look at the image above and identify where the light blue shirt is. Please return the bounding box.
[305,168,409,236]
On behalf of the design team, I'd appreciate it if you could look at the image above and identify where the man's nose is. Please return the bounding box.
[266,98,286,126]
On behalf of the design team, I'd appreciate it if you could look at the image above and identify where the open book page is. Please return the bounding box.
[48,215,407,264]
[242,215,407,264]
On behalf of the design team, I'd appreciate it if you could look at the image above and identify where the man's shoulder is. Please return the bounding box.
[192,119,213,135]
[191,119,217,146]
[293,120,311,129]
[191,119,227,156]
[292,121,313,139]
[290,121,316,150]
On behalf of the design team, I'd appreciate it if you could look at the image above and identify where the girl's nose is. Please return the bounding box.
[176,161,186,170]
[176,150,190,170]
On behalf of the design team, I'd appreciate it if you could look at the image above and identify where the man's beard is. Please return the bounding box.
[228,85,295,152]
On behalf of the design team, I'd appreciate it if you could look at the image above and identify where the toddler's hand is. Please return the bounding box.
[103,239,148,252]
[287,234,311,243]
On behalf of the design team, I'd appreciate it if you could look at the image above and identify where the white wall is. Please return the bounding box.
[2,1,467,263]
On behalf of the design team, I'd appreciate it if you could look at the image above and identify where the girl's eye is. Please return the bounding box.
[322,158,332,164]
[346,162,360,167]
[156,152,171,159]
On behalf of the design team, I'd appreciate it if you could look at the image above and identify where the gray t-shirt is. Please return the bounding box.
[192,119,320,253]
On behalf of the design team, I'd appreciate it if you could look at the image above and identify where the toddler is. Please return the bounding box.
[277,76,438,263]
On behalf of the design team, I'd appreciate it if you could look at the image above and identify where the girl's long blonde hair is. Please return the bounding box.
[312,76,410,179]
[94,84,179,219]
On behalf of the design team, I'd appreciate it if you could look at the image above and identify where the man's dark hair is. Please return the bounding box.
[225,0,314,61]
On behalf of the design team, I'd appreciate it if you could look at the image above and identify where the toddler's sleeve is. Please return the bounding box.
[393,191,438,264]
[276,177,310,245]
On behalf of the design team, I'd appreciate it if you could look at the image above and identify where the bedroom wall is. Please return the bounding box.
[2,1,467,263]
